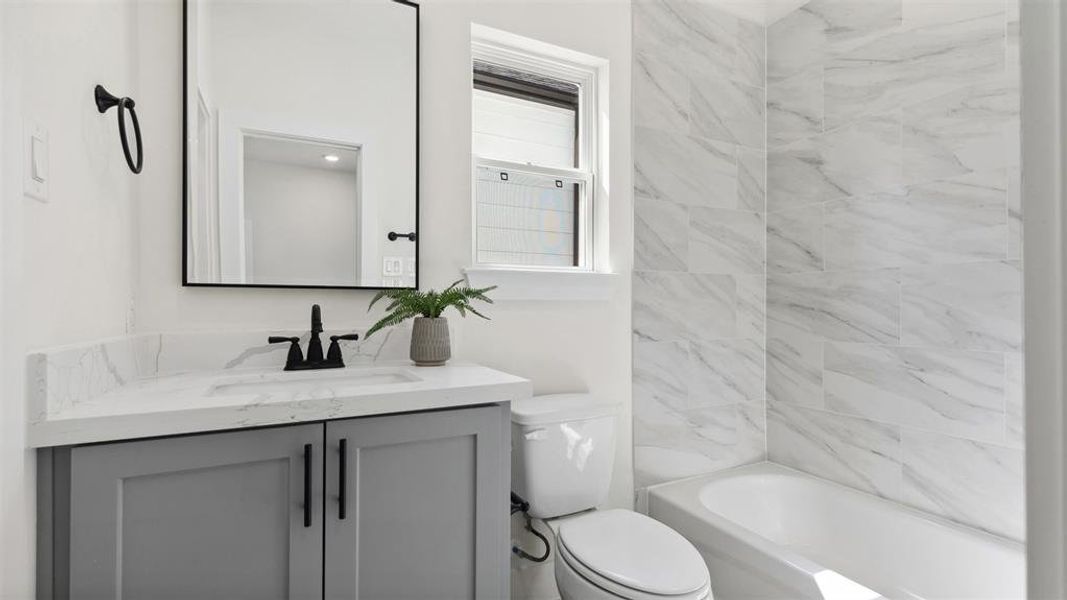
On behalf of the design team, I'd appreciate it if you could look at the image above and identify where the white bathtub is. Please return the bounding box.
[646,463,1024,600]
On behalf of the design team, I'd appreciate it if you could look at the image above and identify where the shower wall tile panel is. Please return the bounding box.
[633,0,767,488]
[768,401,903,501]
[767,113,903,211]
[765,0,1023,540]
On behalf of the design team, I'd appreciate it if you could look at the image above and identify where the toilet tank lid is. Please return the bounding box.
[511,394,619,426]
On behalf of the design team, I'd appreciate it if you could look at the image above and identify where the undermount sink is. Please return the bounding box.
[209,367,420,397]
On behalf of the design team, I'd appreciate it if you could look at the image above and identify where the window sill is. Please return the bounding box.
[463,267,618,301]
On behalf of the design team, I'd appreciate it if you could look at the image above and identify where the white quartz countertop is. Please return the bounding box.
[28,361,531,448]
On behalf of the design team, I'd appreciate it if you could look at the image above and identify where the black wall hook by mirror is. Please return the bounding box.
[95,84,143,174]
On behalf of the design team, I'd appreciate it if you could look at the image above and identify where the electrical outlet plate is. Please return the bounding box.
[23,119,49,202]
[382,256,403,276]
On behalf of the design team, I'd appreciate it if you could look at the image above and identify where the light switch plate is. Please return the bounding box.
[23,120,49,202]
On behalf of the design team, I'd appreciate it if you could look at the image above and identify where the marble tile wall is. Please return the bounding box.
[765,0,1024,540]
[633,0,768,488]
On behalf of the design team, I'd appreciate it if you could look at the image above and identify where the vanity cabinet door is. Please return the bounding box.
[324,404,510,600]
[61,425,324,600]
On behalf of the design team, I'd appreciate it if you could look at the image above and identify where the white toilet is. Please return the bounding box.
[511,394,712,600]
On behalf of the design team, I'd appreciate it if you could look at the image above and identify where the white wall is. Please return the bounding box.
[243,159,360,286]
[2,1,142,597]
[16,0,139,345]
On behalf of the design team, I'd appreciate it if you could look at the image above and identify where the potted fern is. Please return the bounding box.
[365,279,496,366]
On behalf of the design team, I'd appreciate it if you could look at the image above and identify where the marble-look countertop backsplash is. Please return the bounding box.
[28,324,414,420]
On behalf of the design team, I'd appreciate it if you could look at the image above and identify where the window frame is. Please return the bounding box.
[470,36,600,273]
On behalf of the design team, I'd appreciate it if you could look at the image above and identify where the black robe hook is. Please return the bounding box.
[95,84,143,174]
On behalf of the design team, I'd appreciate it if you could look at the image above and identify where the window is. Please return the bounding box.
[471,34,599,272]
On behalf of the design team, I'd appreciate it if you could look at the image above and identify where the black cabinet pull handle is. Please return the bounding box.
[303,443,312,527]
[339,438,348,520]
[387,231,417,242]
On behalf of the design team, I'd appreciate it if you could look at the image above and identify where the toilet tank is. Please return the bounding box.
[511,394,619,519]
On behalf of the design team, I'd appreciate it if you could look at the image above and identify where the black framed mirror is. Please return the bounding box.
[182,0,419,290]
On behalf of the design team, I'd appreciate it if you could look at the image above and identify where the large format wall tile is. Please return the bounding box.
[823,172,1008,271]
[634,396,708,487]
[636,126,738,208]
[635,197,688,272]
[768,67,823,148]
[690,339,765,406]
[901,260,1022,352]
[768,270,901,344]
[735,17,767,89]
[688,403,767,466]
[901,0,1003,30]
[634,48,690,135]
[901,430,1025,540]
[805,0,902,50]
[768,5,826,82]
[689,208,764,275]
[766,322,824,408]
[633,0,760,87]
[635,394,766,488]
[903,80,1019,184]
[768,113,902,211]
[738,148,766,212]
[634,271,738,343]
[824,11,1004,129]
[634,271,704,342]
[824,343,1006,442]
[635,338,765,412]
[735,274,766,342]
[691,77,765,150]
[767,205,823,273]
[634,340,689,412]
[768,402,902,500]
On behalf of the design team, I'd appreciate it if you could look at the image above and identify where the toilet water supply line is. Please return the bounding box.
[510,492,551,563]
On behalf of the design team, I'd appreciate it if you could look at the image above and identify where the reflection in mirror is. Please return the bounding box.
[184,0,418,289]
[243,136,362,286]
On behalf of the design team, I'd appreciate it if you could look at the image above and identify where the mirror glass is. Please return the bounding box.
[184,0,418,288]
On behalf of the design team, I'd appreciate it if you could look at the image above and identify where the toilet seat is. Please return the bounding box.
[555,509,711,600]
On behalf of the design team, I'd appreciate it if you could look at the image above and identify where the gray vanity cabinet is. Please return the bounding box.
[40,424,324,600]
[38,404,511,600]
[324,405,510,600]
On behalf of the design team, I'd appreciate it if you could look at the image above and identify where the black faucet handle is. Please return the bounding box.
[326,333,360,365]
[268,336,304,371]
[329,334,361,343]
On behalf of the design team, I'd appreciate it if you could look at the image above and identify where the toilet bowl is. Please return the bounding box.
[553,509,711,600]
[511,394,712,600]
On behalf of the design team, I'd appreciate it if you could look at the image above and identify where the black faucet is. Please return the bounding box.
[268,304,360,371]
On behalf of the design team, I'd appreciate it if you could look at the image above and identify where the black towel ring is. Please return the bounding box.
[95,84,143,174]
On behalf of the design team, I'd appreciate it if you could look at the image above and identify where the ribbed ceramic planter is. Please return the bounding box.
[410,317,451,366]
